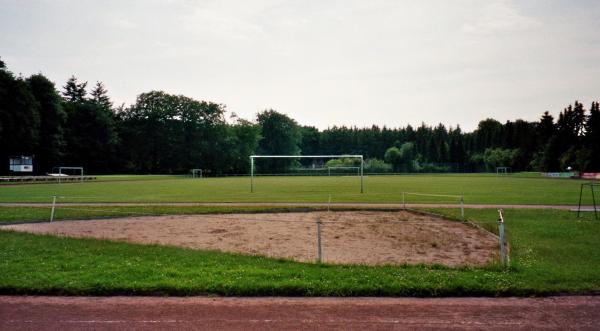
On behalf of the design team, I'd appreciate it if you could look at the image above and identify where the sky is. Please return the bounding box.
[1,0,599,131]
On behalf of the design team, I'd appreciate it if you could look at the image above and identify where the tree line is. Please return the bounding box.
[1,59,599,175]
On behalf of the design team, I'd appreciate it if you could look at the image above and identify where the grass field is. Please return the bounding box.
[0,208,598,296]
[0,173,598,297]
[0,173,596,205]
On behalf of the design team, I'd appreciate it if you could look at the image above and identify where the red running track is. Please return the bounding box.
[1,296,600,330]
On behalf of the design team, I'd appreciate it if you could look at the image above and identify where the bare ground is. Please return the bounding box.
[1,295,599,330]
[2,211,497,267]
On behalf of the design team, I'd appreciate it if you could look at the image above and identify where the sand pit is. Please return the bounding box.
[2,211,499,267]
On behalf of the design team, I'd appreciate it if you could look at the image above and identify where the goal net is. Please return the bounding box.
[250,155,364,193]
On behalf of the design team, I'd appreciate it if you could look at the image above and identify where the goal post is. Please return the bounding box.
[496,167,511,175]
[250,155,364,193]
[190,168,203,178]
[51,166,84,183]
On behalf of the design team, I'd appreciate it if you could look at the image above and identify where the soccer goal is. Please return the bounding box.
[50,166,84,183]
[190,169,203,178]
[328,166,360,176]
[496,167,511,175]
[250,155,364,193]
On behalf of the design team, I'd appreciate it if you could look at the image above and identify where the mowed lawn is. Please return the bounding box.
[0,174,595,205]
[0,208,598,296]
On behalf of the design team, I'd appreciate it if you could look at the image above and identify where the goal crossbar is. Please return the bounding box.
[250,155,364,193]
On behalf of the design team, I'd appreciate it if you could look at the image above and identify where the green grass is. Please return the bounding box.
[0,173,596,205]
[0,207,599,296]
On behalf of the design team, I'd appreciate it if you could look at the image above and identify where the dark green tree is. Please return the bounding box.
[62,76,87,103]
[585,101,600,170]
[27,74,66,173]
[90,81,112,110]
[256,109,301,173]
[0,63,40,174]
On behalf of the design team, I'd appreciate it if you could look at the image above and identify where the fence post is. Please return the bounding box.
[402,192,406,209]
[460,195,465,220]
[50,195,57,222]
[497,209,506,267]
[316,217,322,263]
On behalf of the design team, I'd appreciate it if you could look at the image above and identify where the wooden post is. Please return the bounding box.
[50,195,57,222]
[460,195,465,220]
[316,218,322,263]
[498,209,506,267]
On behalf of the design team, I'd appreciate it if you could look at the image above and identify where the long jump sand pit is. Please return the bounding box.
[3,211,498,267]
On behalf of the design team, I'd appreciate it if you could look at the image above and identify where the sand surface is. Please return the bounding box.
[3,211,498,266]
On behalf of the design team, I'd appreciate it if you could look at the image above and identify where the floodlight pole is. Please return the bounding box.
[592,184,598,220]
[578,183,584,218]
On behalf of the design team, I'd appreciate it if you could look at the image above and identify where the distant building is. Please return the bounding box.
[9,156,33,173]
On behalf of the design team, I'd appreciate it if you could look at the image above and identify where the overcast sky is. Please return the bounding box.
[1,0,599,131]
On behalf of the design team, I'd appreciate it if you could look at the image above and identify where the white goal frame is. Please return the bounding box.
[191,168,203,178]
[250,155,364,193]
[328,166,360,176]
[496,167,511,175]
[52,166,84,183]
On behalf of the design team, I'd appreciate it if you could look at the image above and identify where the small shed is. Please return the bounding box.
[9,156,33,173]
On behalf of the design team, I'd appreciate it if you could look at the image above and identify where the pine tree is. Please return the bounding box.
[62,76,87,102]
[585,101,600,169]
[90,81,112,110]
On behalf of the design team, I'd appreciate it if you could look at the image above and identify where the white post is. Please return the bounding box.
[50,195,57,222]
[316,217,322,263]
[498,209,507,267]
[250,156,254,193]
[360,157,364,193]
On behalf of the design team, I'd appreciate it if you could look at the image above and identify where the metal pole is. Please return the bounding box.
[578,183,584,218]
[498,209,506,267]
[460,195,465,220]
[360,157,364,193]
[592,185,598,220]
[250,156,254,193]
[316,218,322,263]
[50,195,56,222]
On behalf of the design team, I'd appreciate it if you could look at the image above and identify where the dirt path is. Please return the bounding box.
[0,201,587,210]
[1,296,599,330]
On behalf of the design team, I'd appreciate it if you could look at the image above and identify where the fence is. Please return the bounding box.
[401,192,465,220]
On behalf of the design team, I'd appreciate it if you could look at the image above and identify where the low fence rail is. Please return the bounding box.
[0,176,97,183]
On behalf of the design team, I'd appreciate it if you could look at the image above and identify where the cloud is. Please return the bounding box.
[462,0,540,35]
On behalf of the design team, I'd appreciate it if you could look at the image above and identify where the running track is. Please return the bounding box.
[1,296,599,330]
